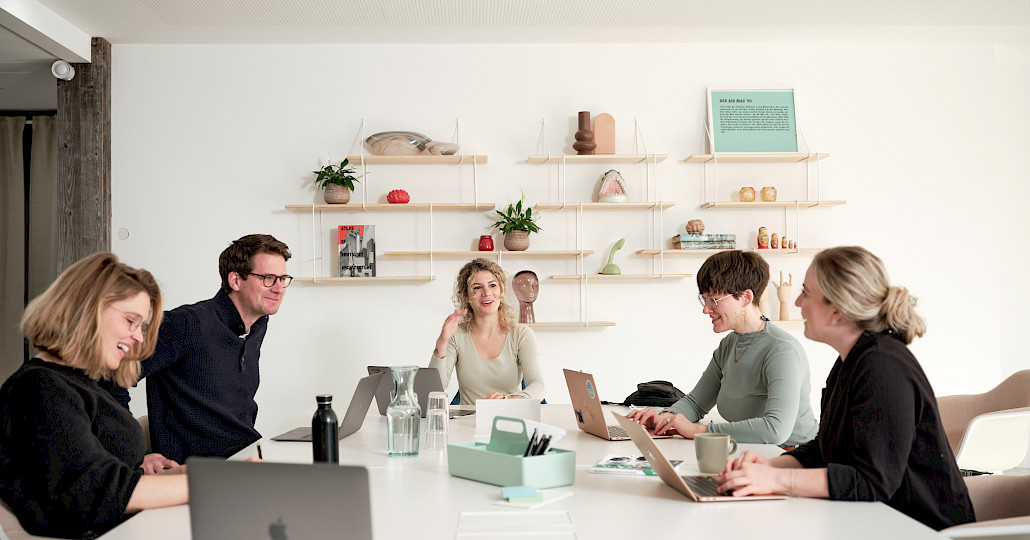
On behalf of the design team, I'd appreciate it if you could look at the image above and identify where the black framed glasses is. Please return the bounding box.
[112,307,150,333]
[244,272,294,288]
[697,292,737,310]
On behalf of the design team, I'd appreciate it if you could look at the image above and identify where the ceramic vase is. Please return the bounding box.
[573,111,596,155]
[478,235,494,251]
[324,184,350,204]
[387,366,420,457]
[504,231,530,251]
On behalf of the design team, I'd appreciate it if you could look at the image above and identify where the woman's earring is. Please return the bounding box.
[831,318,838,326]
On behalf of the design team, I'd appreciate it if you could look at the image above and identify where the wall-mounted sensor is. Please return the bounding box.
[51,60,75,81]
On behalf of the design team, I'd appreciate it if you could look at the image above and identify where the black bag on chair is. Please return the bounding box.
[621,380,686,407]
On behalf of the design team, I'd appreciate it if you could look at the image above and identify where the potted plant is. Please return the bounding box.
[313,158,365,204]
[491,193,541,251]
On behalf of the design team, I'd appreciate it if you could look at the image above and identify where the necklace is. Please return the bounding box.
[734,316,769,363]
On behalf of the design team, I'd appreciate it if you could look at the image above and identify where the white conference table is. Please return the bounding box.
[101,404,947,539]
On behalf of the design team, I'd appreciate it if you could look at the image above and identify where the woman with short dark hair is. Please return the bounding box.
[628,250,817,447]
[717,246,974,531]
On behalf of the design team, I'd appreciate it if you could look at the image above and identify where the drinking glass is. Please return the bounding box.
[425,391,449,450]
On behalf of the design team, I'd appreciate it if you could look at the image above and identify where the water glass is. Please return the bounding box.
[425,391,449,450]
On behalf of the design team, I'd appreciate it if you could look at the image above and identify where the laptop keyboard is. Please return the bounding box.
[606,425,629,438]
[682,475,722,497]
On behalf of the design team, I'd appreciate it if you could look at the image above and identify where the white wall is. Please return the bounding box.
[110,40,1030,438]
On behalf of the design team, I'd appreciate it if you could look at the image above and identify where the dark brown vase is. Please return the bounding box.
[573,111,596,155]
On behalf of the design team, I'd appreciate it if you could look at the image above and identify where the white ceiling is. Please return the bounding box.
[2,0,1029,110]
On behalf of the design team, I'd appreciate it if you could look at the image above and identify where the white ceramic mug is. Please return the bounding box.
[694,433,738,474]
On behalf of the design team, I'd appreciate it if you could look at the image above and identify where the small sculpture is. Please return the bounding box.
[774,271,793,321]
[771,233,779,249]
[760,186,777,202]
[789,240,796,249]
[781,235,788,249]
[757,227,770,249]
[594,113,615,154]
[365,131,459,156]
[596,170,628,202]
[512,270,539,324]
[739,187,756,202]
[573,111,596,155]
[600,238,625,275]
[686,219,705,235]
[386,189,410,204]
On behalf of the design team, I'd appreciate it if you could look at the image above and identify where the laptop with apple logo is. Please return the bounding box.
[187,458,372,540]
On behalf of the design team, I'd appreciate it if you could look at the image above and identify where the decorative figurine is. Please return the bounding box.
[789,240,795,249]
[686,219,705,235]
[573,111,596,155]
[781,235,788,250]
[386,189,410,204]
[760,186,777,202]
[600,238,625,275]
[739,187,756,202]
[594,113,615,154]
[757,227,770,249]
[365,131,459,156]
[771,233,779,249]
[512,270,539,324]
[596,169,628,202]
[774,271,793,321]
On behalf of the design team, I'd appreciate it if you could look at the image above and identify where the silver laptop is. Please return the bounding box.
[271,372,381,442]
[564,369,672,441]
[187,457,373,540]
[613,413,787,502]
[367,366,444,418]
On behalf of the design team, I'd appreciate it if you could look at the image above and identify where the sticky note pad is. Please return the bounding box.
[501,485,537,499]
[508,493,545,503]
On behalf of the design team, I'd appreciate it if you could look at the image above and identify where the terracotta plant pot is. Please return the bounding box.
[324,184,351,204]
[503,231,530,251]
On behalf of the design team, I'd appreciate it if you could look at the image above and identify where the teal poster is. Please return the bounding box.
[710,90,797,152]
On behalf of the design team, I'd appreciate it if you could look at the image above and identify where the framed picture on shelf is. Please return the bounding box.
[706,87,798,153]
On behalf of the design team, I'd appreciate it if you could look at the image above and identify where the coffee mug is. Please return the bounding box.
[694,433,738,474]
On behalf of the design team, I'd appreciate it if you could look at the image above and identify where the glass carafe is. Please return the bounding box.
[387,366,421,456]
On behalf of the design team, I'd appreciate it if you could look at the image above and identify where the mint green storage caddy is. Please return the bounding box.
[447,416,576,489]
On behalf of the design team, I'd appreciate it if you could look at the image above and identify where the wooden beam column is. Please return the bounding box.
[56,36,111,271]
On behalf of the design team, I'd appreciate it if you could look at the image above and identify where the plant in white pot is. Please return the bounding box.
[313,158,365,204]
[491,194,541,251]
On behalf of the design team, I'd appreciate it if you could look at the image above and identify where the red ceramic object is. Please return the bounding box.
[387,189,410,204]
[478,235,494,251]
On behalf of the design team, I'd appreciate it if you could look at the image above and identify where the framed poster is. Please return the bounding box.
[707,87,798,153]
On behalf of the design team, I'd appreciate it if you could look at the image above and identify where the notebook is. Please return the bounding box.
[563,369,672,441]
[613,413,787,502]
[367,366,444,418]
[271,372,381,442]
[187,457,373,540]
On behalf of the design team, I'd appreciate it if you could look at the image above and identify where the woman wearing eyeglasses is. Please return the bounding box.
[627,250,817,447]
[715,246,973,531]
[0,252,189,538]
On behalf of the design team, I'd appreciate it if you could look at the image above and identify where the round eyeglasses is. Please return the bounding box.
[697,292,737,310]
[112,307,150,333]
[245,272,294,288]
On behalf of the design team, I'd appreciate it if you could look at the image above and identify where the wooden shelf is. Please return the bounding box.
[527,154,667,164]
[684,153,829,164]
[383,250,594,258]
[345,155,487,165]
[535,202,675,211]
[550,273,692,281]
[699,200,845,209]
[294,276,435,283]
[525,321,616,328]
[285,203,494,212]
[637,248,825,256]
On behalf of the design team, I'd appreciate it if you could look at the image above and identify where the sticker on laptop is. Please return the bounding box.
[586,380,595,399]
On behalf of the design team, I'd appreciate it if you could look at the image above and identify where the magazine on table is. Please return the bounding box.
[591,454,683,476]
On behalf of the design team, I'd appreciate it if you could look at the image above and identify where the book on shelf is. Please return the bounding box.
[338,225,376,277]
[673,240,737,250]
[672,233,736,243]
[590,454,683,476]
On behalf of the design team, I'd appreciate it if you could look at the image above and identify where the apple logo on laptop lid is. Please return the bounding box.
[269,517,287,540]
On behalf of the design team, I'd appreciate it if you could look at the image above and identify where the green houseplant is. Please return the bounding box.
[313,158,365,204]
[492,194,541,251]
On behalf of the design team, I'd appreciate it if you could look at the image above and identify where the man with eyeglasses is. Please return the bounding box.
[102,234,292,467]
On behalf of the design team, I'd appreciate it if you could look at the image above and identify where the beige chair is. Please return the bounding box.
[0,499,54,540]
[942,475,1030,538]
[137,414,152,452]
[938,370,1030,474]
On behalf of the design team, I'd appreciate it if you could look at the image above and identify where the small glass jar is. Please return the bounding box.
[478,235,494,251]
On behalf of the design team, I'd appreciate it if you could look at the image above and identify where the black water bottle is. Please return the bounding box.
[312,394,339,463]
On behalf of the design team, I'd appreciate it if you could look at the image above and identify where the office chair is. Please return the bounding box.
[941,475,1030,538]
[938,370,1030,475]
[450,380,546,405]
[0,499,46,539]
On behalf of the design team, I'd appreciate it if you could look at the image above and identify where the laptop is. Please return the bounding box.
[187,457,373,540]
[271,372,382,442]
[563,369,672,441]
[367,366,444,418]
[613,413,787,502]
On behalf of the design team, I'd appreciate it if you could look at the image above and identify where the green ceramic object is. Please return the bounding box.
[600,238,625,275]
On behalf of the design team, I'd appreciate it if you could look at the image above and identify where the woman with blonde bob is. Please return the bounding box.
[0,252,188,538]
[429,258,544,404]
[716,246,974,531]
